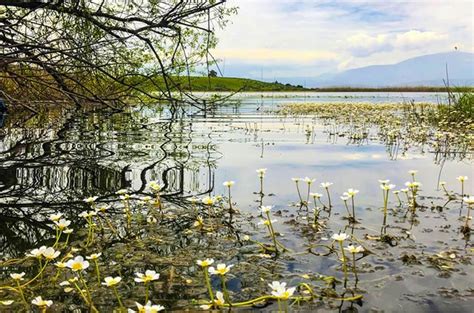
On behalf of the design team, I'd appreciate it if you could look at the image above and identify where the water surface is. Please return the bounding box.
[0,92,472,312]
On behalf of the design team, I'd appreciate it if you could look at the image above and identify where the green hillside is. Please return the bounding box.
[169,76,306,92]
[145,76,474,93]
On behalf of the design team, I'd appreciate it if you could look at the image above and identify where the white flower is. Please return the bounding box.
[0,300,14,306]
[96,205,110,213]
[303,177,315,184]
[256,168,267,177]
[196,259,214,267]
[344,245,364,254]
[258,253,272,258]
[258,219,277,226]
[463,196,474,205]
[130,301,165,312]
[243,235,250,241]
[268,281,287,291]
[378,179,390,185]
[84,196,98,203]
[54,219,71,229]
[439,181,446,186]
[31,296,53,307]
[320,182,333,188]
[10,272,25,280]
[260,205,272,213]
[26,246,47,258]
[208,263,233,276]
[457,176,468,182]
[310,193,323,198]
[48,213,63,222]
[55,262,67,268]
[291,177,301,182]
[148,181,162,192]
[214,291,225,306]
[63,228,73,234]
[201,196,216,206]
[192,216,204,228]
[223,181,235,187]
[188,197,199,204]
[42,247,60,260]
[79,210,96,218]
[340,196,349,201]
[380,184,396,191]
[405,181,421,189]
[102,276,122,287]
[86,253,102,260]
[270,282,296,300]
[59,281,70,286]
[66,256,89,271]
[331,233,349,242]
[345,189,359,197]
[134,270,160,283]
[408,170,418,175]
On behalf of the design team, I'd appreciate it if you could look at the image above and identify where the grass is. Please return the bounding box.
[157,76,306,92]
[143,76,474,93]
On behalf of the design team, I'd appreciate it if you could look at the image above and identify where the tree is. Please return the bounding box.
[0,0,236,111]
[208,69,218,77]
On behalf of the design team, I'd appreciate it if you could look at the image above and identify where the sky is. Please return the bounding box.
[212,0,473,83]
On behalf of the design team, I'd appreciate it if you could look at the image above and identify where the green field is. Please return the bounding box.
[163,76,473,92]
[168,76,305,91]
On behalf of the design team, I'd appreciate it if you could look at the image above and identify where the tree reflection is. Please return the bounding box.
[0,105,220,257]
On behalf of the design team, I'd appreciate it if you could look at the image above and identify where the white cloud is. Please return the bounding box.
[213,0,473,78]
[343,30,447,58]
[213,49,338,64]
[394,30,447,49]
[346,33,392,57]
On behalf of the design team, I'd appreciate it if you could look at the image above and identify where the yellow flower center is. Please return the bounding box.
[72,263,83,270]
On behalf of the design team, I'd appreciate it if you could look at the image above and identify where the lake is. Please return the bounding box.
[0,92,473,312]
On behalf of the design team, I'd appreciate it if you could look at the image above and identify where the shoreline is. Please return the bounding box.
[185,87,473,93]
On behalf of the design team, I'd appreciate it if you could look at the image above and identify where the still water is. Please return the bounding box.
[0,92,473,312]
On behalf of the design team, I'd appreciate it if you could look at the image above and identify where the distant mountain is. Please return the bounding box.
[311,52,473,87]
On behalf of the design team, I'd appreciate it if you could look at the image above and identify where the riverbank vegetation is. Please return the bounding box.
[276,92,473,163]
[139,76,474,93]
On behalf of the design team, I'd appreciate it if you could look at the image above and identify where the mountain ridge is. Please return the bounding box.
[311,51,474,87]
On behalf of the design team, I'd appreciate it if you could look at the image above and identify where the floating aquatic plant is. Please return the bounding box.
[1,169,471,312]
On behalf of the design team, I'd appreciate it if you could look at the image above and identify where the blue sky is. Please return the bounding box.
[212,0,473,83]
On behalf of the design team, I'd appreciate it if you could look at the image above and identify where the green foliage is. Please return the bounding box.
[0,1,237,108]
[143,76,307,92]
[441,91,474,119]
